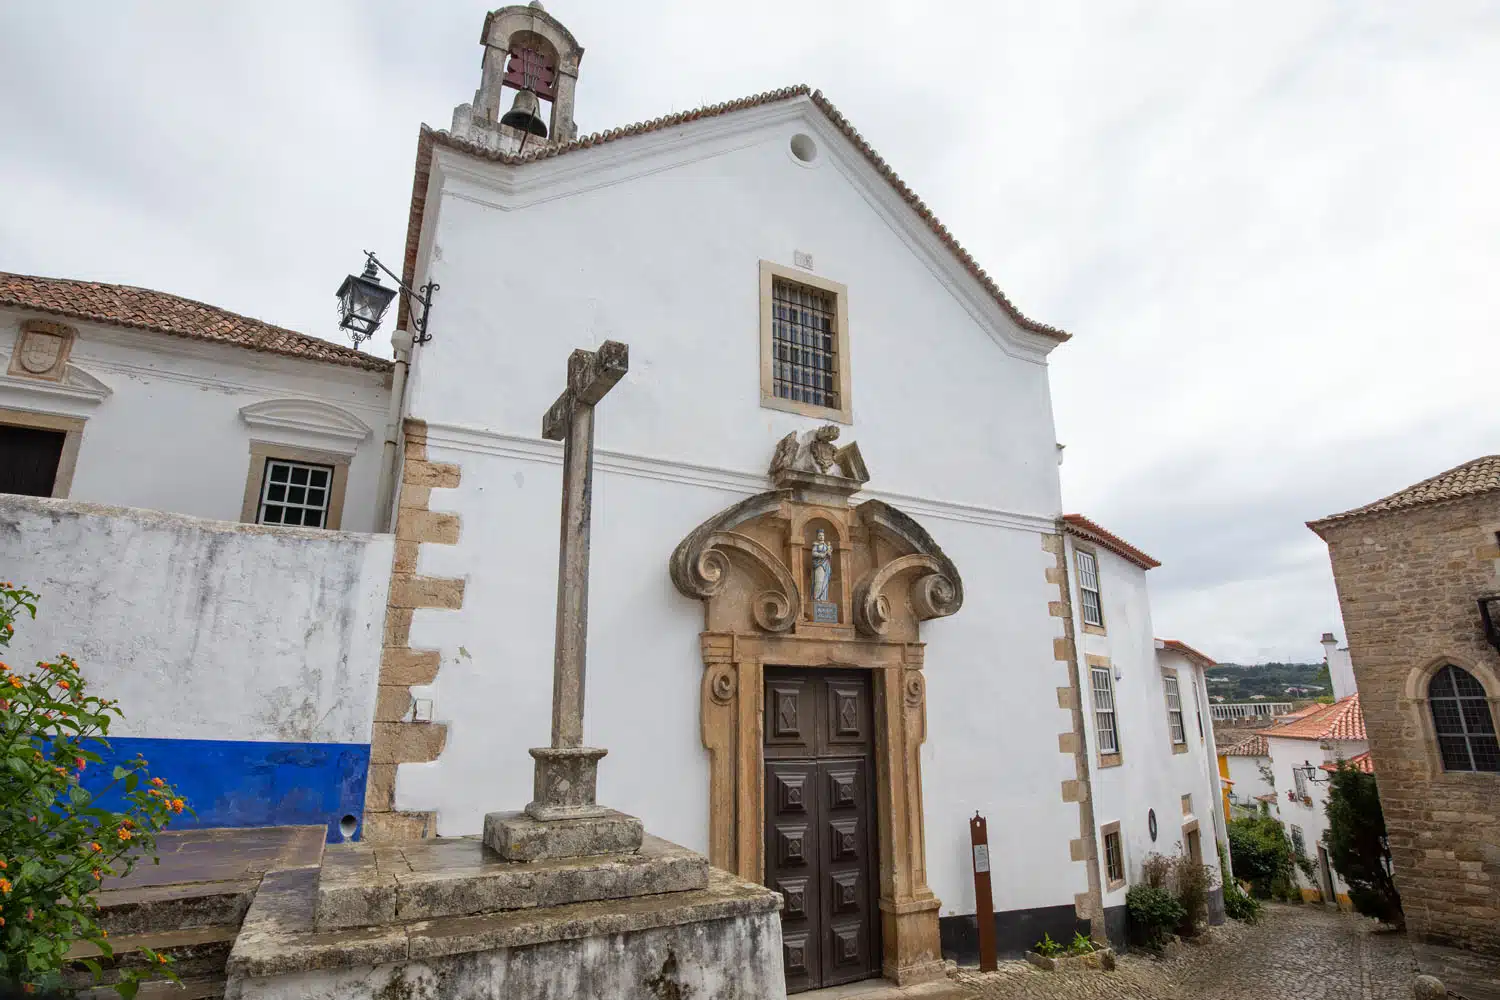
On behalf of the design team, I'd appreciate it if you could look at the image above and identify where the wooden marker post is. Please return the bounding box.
[970,812,997,971]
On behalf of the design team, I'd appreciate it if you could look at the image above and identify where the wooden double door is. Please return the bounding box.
[764,667,881,993]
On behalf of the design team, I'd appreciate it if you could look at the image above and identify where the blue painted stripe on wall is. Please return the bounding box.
[82,737,370,844]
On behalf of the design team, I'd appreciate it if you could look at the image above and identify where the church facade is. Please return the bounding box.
[363,5,1225,988]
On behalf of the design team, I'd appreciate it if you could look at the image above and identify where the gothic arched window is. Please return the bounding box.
[1428,665,1500,772]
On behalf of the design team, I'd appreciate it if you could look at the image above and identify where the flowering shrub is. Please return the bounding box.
[0,583,186,997]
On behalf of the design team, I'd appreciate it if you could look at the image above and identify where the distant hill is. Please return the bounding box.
[1204,661,1330,702]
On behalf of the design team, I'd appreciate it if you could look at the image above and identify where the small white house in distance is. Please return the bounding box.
[1219,733,1275,817]
[0,273,396,842]
[1260,695,1369,907]
[1059,514,1229,942]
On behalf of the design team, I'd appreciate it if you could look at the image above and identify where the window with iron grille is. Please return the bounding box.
[257,459,333,528]
[1103,829,1125,885]
[1076,550,1103,628]
[1428,664,1499,772]
[1163,673,1186,744]
[1290,825,1306,857]
[770,277,840,410]
[1090,666,1119,754]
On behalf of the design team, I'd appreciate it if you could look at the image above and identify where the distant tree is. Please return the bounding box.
[1324,763,1403,927]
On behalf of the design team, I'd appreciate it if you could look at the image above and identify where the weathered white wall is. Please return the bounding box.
[1322,637,1359,701]
[1224,753,1274,808]
[1266,734,1369,898]
[396,99,1080,917]
[1065,537,1226,911]
[0,495,390,744]
[0,312,391,531]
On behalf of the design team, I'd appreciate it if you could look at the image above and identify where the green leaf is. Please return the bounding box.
[111,765,127,780]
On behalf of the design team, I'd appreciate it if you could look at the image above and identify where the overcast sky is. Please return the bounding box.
[3,2,1498,664]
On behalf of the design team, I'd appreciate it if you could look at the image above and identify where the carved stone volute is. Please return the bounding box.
[852,500,963,637]
[669,491,799,632]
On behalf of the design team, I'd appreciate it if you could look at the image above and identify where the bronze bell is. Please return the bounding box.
[500,88,548,138]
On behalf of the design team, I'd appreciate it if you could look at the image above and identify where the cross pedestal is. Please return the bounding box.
[484,341,644,862]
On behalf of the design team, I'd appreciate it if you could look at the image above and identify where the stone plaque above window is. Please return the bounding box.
[7,319,76,382]
[759,261,851,423]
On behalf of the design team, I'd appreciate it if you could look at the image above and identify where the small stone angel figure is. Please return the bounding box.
[810,529,833,602]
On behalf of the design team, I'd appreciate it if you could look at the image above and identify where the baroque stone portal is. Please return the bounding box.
[669,427,963,986]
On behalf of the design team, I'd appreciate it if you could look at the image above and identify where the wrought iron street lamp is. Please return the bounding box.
[1294,762,1330,787]
[335,251,438,350]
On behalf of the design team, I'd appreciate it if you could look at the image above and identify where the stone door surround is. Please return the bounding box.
[672,488,963,986]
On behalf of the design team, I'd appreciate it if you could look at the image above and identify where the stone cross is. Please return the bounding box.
[539,340,627,752]
[486,340,643,860]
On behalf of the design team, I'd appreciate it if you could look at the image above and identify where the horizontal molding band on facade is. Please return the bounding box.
[419,421,1058,534]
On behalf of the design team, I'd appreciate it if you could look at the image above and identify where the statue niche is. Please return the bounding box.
[667,425,964,986]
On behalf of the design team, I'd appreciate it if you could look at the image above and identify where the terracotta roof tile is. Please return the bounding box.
[1321,750,1374,774]
[1259,695,1365,742]
[1310,456,1500,532]
[1060,514,1161,570]
[1222,733,1268,757]
[0,272,392,373]
[1158,638,1215,668]
[400,86,1069,344]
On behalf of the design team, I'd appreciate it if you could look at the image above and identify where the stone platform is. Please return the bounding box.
[315,834,708,929]
[225,840,783,999]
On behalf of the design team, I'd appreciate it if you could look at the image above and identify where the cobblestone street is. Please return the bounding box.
[953,904,1419,999]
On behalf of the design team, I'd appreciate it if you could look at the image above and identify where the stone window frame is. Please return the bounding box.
[1099,820,1126,891]
[0,407,86,498]
[239,442,351,531]
[1161,667,1188,753]
[1086,654,1122,767]
[1074,544,1106,635]
[758,260,852,424]
[1404,654,1500,781]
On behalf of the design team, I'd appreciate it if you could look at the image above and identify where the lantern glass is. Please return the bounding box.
[336,262,397,338]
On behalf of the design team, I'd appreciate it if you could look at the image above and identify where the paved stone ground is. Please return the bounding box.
[952,903,1420,999]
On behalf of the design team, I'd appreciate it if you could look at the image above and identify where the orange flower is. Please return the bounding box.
[57,680,69,690]
[156,954,167,965]
[150,777,165,788]
[90,842,101,853]
[91,869,102,881]
[75,757,86,770]
[117,828,133,841]
[0,661,7,673]
[0,858,8,869]
[170,799,184,813]
[0,878,11,894]
[7,676,20,689]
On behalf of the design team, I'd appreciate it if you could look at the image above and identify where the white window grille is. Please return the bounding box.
[1163,673,1186,744]
[257,459,333,528]
[1103,830,1125,884]
[1076,550,1103,627]
[1090,666,1119,754]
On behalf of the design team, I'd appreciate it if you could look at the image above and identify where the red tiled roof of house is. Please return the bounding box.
[1158,639,1215,668]
[0,272,392,373]
[1259,694,1365,742]
[1222,733,1268,757]
[1321,750,1375,774]
[399,86,1069,344]
[1279,703,1328,722]
[1060,514,1161,570]
[1309,456,1500,533]
[1254,792,1278,803]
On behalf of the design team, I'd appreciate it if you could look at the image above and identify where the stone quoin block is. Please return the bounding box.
[402,460,462,489]
[381,647,442,686]
[371,721,448,764]
[389,575,466,610]
[396,508,461,545]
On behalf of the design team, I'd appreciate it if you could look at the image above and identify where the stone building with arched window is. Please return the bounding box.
[1310,456,1500,960]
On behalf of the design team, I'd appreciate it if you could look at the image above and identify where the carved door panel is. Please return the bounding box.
[765,668,879,993]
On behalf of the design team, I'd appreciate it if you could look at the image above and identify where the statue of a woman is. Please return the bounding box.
[810,529,832,602]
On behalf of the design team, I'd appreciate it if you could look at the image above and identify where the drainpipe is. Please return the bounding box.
[374,327,414,534]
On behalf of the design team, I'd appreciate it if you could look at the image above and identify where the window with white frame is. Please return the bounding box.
[1076,549,1103,628]
[257,459,334,528]
[1090,666,1119,754]
[1292,763,1309,800]
[1163,672,1186,744]
[1103,828,1125,886]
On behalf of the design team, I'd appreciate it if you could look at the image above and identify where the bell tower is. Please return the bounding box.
[453,3,585,153]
